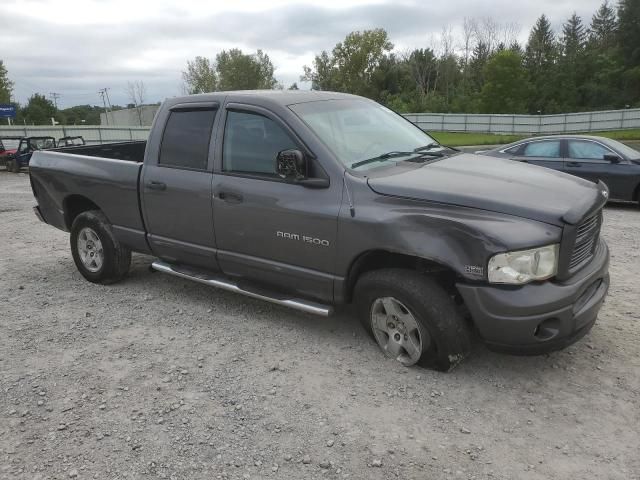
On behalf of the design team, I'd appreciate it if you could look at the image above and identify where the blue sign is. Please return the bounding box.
[0,104,17,118]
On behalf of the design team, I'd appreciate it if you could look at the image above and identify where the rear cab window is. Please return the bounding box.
[159,109,217,170]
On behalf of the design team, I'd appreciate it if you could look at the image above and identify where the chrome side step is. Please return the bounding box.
[151,260,333,317]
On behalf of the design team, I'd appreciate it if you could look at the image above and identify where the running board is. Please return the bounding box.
[151,260,333,317]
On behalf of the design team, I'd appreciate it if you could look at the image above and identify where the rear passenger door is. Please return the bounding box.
[141,105,220,270]
[509,139,565,172]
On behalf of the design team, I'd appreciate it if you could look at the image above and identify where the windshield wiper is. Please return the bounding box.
[414,142,460,153]
[413,142,441,153]
[350,151,416,169]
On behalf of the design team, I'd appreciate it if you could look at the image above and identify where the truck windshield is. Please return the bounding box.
[290,99,438,170]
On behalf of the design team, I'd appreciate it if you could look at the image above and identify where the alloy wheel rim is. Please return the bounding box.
[77,227,104,273]
[370,297,426,366]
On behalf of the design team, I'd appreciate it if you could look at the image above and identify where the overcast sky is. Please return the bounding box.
[2,0,605,108]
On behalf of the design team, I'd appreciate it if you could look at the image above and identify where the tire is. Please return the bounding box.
[355,268,471,371]
[6,159,15,172]
[70,210,131,284]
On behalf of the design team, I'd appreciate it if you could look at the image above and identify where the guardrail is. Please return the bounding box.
[2,107,639,141]
[404,108,640,134]
[0,126,150,144]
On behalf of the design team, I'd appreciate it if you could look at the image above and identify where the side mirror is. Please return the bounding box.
[604,154,621,163]
[276,149,307,180]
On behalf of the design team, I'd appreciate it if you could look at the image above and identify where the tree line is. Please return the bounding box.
[300,0,639,114]
[1,0,638,125]
[181,0,638,115]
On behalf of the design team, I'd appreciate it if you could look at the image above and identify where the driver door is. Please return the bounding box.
[212,104,341,302]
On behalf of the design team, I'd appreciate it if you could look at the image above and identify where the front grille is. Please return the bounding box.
[569,211,602,270]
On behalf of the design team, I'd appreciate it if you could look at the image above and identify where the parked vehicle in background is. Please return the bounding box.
[0,136,22,169]
[5,136,56,172]
[29,91,610,370]
[477,135,640,205]
[57,136,86,147]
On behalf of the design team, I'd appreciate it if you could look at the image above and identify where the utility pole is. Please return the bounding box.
[98,88,111,125]
[104,88,114,125]
[49,92,61,109]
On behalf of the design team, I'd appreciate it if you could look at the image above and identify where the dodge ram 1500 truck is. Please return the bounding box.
[29,91,610,371]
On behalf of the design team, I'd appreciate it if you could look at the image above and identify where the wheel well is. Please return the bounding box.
[63,195,101,230]
[344,250,459,303]
[633,182,640,202]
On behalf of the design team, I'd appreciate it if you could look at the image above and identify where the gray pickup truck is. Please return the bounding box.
[29,91,610,371]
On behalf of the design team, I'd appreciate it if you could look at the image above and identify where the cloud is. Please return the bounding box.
[1,0,604,108]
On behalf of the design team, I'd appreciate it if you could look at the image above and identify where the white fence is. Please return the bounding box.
[404,108,640,134]
[2,108,640,142]
[0,126,150,144]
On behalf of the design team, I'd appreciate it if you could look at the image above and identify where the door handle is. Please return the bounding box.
[218,191,243,203]
[147,181,167,191]
[566,161,581,167]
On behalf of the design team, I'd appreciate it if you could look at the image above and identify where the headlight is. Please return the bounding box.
[488,244,559,284]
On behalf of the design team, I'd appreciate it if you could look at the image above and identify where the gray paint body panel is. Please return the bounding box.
[29,91,611,352]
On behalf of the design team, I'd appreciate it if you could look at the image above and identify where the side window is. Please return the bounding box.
[223,110,297,175]
[159,109,216,170]
[522,141,561,158]
[568,140,613,160]
[504,144,522,155]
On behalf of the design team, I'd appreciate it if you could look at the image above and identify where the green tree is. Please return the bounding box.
[524,15,558,112]
[589,1,617,50]
[288,82,299,90]
[216,49,277,90]
[617,0,640,106]
[617,0,640,67]
[480,50,529,113]
[21,94,57,125]
[557,13,587,110]
[59,105,105,125]
[0,60,13,104]
[182,56,217,94]
[302,29,393,98]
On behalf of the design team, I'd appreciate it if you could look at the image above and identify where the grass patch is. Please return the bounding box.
[589,129,640,141]
[429,132,526,146]
[429,129,640,147]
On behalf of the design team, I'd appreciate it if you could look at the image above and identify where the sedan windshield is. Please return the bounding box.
[290,99,440,170]
[1,139,20,150]
[606,138,640,160]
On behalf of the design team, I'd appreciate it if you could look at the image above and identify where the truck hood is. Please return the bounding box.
[366,153,607,226]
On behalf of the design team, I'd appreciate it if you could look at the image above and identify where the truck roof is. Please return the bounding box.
[165,90,361,108]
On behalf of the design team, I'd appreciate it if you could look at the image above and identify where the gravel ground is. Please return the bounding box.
[1,171,639,480]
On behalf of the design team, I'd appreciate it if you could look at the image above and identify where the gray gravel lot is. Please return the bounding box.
[1,171,639,480]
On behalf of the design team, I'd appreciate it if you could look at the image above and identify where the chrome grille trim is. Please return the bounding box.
[569,211,602,271]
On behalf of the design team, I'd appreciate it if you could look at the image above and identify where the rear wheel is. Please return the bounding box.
[70,210,131,284]
[6,159,15,172]
[355,268,471,371]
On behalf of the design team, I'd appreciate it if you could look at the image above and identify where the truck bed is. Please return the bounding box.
[53,140,146,162]
[29,143,146,251]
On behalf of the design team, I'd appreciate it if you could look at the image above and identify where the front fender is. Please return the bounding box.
[336,178,562,283]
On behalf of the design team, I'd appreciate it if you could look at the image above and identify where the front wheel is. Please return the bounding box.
[70,210,131,284]
[355,269,471,371]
